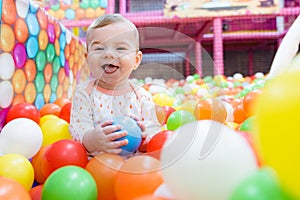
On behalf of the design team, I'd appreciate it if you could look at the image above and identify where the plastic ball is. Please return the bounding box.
[42,139,88,178]
[59,102,71,123]
[85,153,125,200]
[239,116,256,133]
[147,130,174,160]
[0,154,34,190]
[243,89,262,117]
[161,120,258,200]
[31,146,49,184]
[6,103,40,124]
[42,166,97,200]
[113,116,142,155]
[115,155,163,200]
[0,176,31,200]
[229,167,292,200]
[166,110,196,131]
[194,98,227,123]
[254,70,300,198]
[0,118,43,159]
[30,185,43,200]
[54,97,71,108]
[40,103,61,117]
[233,100,248,124]
[40,117,72,146]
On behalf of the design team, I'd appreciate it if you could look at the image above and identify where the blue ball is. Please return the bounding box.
[113,116,142,155]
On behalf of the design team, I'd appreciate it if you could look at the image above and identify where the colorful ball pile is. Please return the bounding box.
[46,0,106,21]
[0,0,88,112]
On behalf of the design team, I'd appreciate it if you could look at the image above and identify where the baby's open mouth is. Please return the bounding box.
[101,64,119,74]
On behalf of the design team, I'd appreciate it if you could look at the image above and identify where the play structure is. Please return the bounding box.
[0,0,89,110]
[51,0,300,78]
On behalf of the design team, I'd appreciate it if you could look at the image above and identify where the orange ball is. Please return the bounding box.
[40,103,61,117]
[54,97,71,108]
[233,101,248,124]
[194,98,227,123]
[115,155,163,200]
[31,146,49,184]
[242,89,262,117]
[85,153,125,200]
[0,177,31,200]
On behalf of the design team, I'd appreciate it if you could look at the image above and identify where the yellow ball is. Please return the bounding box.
[152,93,174,107]
[254,70,300,198]
[39,114,59,127]
[179,100,197,114]
[41,118,72,146]
[0,154,34,190]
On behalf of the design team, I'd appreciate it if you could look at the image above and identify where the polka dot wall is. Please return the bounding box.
[0,0,88,111]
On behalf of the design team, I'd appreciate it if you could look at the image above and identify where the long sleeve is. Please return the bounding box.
[69,82,95,142]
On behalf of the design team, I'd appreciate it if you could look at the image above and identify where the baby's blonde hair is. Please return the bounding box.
[86,14,139,51]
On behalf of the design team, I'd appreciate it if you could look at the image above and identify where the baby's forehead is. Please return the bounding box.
[87,22,139,46]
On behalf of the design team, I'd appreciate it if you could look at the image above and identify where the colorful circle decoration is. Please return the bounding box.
[0,0,89,113]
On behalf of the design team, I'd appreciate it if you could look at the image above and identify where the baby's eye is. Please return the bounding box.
[116,47,127,51]
[95,47,104,51]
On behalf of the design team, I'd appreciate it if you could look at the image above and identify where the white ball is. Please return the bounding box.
[161,120,258,200]
[233,73,243,80]
[0,118,43,158]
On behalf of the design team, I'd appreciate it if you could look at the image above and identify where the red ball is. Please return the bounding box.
[59,102,71,123]
[42,139,88,178]
[147,130,173,159]
[6,103,40,124]
[29,185,43,200]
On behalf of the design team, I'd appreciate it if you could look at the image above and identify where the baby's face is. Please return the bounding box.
[86,22,141,86]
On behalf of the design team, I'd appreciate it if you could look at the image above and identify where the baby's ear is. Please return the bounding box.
[135,50,143,69]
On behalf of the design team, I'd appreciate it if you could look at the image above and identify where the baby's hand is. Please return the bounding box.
[82,120,128,154]
[130,115,146,132]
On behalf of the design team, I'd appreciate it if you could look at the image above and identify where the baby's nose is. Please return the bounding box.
[103,48,116,58]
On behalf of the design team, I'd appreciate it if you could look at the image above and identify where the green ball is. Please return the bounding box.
[193,73,200,80]
[167,110,196,131]
[229,167,293,200]
[239,116,256,133]
[42,166,97,200]
[203,75,213,83]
